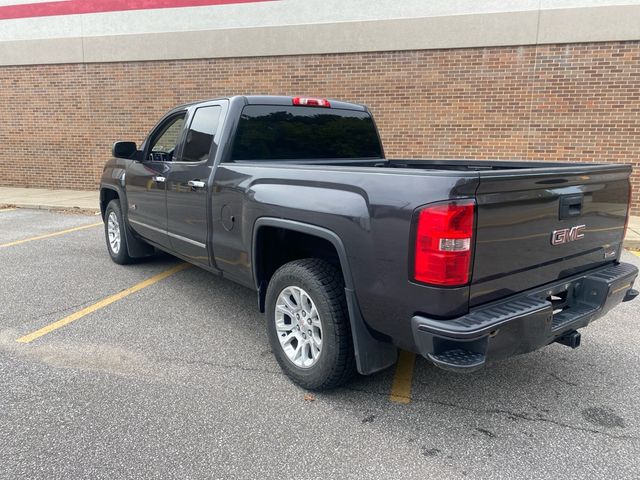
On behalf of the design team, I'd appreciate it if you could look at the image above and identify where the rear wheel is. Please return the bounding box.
[104,200,133,265]
[265,259,356,390]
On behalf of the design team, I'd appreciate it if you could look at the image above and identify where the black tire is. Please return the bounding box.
[104,199,134,265]
[265,258,356,390]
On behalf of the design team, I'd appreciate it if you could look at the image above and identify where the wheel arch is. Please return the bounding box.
[252,218,354,298]
[100,185,124,219]
[100,185,154,259]
[252,217,397,375]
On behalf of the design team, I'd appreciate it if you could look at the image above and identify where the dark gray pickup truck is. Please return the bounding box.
[100,95,638,390]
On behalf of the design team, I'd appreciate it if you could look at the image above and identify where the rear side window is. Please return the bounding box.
[230,105,382,161]
[180,106,222,162]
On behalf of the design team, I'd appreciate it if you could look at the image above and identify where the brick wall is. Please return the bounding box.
[0,41,638,212]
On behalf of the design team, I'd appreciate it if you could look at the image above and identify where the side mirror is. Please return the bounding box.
[112,141,138,159]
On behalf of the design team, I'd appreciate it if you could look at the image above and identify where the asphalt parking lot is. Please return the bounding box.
[1,208,639,479]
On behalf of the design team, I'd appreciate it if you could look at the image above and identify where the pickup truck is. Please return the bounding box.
[100,95,638,390]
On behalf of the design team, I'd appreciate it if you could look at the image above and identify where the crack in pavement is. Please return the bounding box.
[29,298,100,321]
[3,298,100,327]
[423,398,639,441]
[340,385,639,442]
[549,372,579,387]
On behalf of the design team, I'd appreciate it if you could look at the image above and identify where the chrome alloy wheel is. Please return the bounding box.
[107,211,121,254]
[274,286,323,368]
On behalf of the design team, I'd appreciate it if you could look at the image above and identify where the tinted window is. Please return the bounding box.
[150,114,185,161]
[230,105,382,161]
[181,106,222,162]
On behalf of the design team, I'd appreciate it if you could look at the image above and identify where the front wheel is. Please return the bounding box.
[104,200,133,265]
[265,259,356,390]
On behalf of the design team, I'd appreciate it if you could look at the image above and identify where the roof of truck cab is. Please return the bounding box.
[169,95,367,112]
[241,96,367,111]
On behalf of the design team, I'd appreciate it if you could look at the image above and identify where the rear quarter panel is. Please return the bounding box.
[210,163,478,349]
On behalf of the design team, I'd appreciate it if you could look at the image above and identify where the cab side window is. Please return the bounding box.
[180,106,222,163]
[148,114,186,162]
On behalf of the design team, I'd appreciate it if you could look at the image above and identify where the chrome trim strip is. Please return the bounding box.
[167,231,207,248]
[129,219,206,248]
[129,218,166,235]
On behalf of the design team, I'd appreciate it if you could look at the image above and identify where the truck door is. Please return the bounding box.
[126,111,186,248]
[166,101,226,264]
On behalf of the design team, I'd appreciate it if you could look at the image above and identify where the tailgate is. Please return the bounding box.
[470,164,631,307]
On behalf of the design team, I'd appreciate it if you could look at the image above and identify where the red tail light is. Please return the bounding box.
[292,97,331,108]
[413,200,475,286]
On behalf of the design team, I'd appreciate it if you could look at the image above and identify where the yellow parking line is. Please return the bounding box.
[389,350,416,404]
[0,222,102,248]
[17,263,191,343]
[631,250,640,258]
[0,208,17,212]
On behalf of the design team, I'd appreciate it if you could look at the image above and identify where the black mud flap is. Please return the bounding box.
[124,220,155,258]
[345,288,398,375]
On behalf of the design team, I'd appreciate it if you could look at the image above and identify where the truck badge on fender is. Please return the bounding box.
[551,225,586,245]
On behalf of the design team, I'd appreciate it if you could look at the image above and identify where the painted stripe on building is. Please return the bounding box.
[0,0,274,19]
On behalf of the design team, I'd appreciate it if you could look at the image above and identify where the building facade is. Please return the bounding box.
[0,1,639,211]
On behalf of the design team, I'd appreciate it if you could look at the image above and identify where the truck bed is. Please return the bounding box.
[346,158,631,306]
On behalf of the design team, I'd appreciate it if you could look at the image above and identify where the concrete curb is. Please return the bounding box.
[8,204,100,214]
[624,239,640,251]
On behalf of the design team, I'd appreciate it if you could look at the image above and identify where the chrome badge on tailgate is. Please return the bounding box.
[551,225,586,245]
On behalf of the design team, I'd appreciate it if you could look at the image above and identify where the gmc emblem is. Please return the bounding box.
[551,225,586,245]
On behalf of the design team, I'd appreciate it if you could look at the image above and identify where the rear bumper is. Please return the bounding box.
[411,262,638,372]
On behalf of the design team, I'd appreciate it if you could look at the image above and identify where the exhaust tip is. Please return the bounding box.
[555,330,581,349]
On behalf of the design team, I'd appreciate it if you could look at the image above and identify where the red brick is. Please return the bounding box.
[0,41,638,212]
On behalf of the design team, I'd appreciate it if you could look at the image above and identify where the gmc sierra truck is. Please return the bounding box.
[100,95,638,390]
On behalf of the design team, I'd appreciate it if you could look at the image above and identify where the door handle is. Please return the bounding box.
[188,180,206,189]
[152,176,166,183]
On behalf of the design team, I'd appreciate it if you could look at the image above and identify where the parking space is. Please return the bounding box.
[1,209,639,479]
